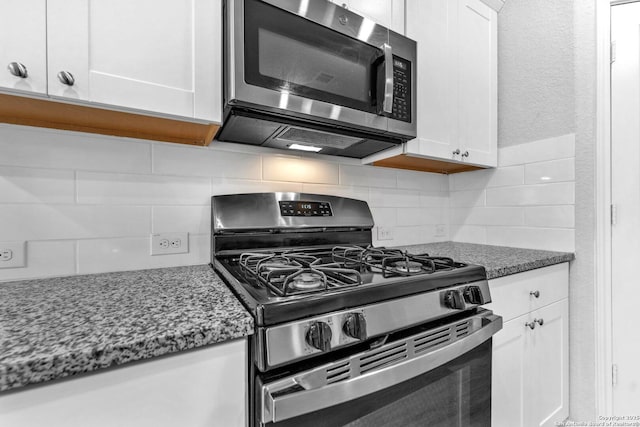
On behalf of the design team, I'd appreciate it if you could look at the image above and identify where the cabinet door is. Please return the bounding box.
[492,315,527,427]
[0,338,247,427]
[47,0,221,122]
[457,0,497,167]
[405,0,459,161]
[0,0,47,95]
[525,300,569,427]
[340,0,405,34]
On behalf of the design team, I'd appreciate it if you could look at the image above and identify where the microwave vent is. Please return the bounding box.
[275,127,364,149]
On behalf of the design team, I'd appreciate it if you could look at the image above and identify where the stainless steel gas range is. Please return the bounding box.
[211,193,502,427]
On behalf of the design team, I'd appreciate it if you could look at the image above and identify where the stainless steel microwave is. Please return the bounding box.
[218,0,417,158]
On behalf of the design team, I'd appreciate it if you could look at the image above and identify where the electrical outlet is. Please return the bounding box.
[150,233,189,255]
[435,224,447,237]
[377,227,394,241]
[0,241,26,268]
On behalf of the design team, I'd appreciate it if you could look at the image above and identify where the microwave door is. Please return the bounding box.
[235,0,390,131]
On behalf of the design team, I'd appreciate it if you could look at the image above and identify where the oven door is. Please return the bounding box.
[257,310,502,427]
[227,0,394,132]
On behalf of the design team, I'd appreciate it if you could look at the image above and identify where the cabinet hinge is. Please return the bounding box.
[611,204,618,226]
[612,364,618,387]
[611,41,617,64]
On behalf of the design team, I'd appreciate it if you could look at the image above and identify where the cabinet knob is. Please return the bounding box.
[7,62,28,78]
[530,290,540,298]
[461,151,469,158]
[452,148,461,156]
[535,318,544,326]
[57,71,75,86]
[525,321,536,330]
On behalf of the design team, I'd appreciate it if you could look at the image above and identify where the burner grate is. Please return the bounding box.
[331,246,462,277]
[239,251,362,297]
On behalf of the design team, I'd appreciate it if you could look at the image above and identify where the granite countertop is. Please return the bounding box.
[397,241,574,279]
[0,242,572,393]
[0,265,253,393]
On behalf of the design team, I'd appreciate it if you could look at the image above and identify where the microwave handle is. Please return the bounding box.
[380,43,394,114]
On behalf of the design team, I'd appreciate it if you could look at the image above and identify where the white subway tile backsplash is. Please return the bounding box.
[450,207,524,226]
[368,188,421,208]
[486,226,575,252]
[369,208,396,226]
[451,225,487,244]
[524,158,575,184]
[0,123,577,281]
[211,178,302,195]
[0,126,151,173]
[0,205,150,240]
[420,192,449,209]
[152,206,210,234]
[301,184,370,201]
[0,166,75,203]
[486,182,574,206]
[340,164,397,188]
[263,156,339,184]
[77,234,210,275]
[524,205,575,228]
[77,172,211,205]
[449,189,486,208]
[153,143,262,180]
[0,241,76,282]
[449,166,524,191]
[499,134,575,167]
[387,226,431,246]
[397,208,444,226]
[397,169,448,192]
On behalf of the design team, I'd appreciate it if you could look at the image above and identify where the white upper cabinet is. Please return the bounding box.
[457,0,497,167]
[46,0,221,122]
[371,0,497,171]
[0,0,48,95]
[330,0,405,34]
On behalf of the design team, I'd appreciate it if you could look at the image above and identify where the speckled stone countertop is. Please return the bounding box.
[0,265,253,393]
[397,242,574,279]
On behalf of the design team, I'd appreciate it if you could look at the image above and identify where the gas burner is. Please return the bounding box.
[287,271,325,291]
[392,260,423,274]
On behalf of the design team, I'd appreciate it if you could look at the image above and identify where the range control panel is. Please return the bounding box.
[279,201,333,217]
[391,56,412,123]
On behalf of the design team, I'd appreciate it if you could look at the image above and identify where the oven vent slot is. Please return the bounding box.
[413,328,452,355]
[326,361,350,384]
[358,343,407,374]
[455,320,471,338]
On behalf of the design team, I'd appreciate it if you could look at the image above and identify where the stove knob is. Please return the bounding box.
[306,322,332,352]
[444,289,465,310]
[343,313,367,340]
[463,285,485,305]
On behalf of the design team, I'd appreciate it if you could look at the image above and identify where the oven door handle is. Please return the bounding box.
[260,312,502,424]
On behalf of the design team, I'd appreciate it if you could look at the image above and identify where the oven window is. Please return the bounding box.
[266,340,492,427]
[244,0,380,113]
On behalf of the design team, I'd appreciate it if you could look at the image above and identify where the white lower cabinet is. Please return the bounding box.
[0,338,247,427]
[488,264,569,427]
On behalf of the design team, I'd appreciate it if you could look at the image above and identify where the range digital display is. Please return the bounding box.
[279,201,333,217]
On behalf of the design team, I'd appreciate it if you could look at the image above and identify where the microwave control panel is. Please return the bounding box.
[391,56,412,123]
[279,201,333,217]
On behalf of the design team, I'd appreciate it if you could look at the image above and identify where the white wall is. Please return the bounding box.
[450,134,575,252]
[0,124,449,282]
[498,0,575,147]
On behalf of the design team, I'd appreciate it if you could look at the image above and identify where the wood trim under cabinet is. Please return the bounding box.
[372,154,484,174]
[0,93,219,146]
